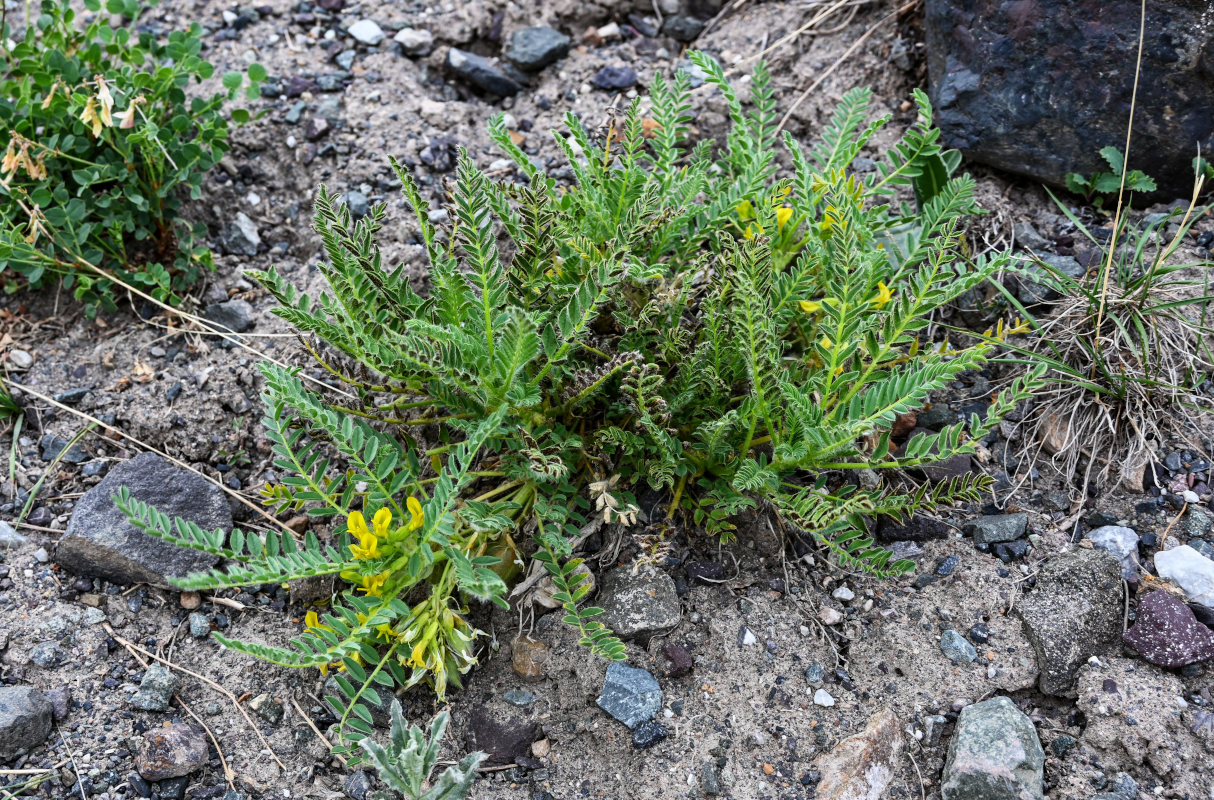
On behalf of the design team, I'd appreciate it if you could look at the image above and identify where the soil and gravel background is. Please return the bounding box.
[3,1,1214,799]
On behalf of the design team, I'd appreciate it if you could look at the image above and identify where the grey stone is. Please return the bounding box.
[188,612,211,638]
[1191,539,1214,561]
[204,299,255,333]
[135,723,207,780]
[1013,222,1050,252]
[1155,545,1214,608]
[0,686,53,760]
[631,720,668,749]
[941,696,1044,800]
[304,114,330,141]
[592,65,638,90]
[964,513,1028,544]
[335,49,356,71]
[0,521,26,546]
[1183,508,1214,539]
[393,27,433,56]
[597,662,662,729]
[43,687,70,722]
[40,433,88,464]
[445,48,522,96]
[29,641,64,668]
[347,19,384,45]
[940,629,978,663]
[924,0,1213,197]
[503,688,535,706]
[8,349,33,369]
[130,664,180,712]
[342,190,370,220]
[700,762,722,795]
[504,26,570,71]
[344,770,372,800]
[249,693,283,725]
[1016,549,1122,695]
[219,212,261,256]
[924,714,948,747]
[57,453,227,587]
[598,565,680,639]
[1087,525,1140,580]
[662,15,703,42]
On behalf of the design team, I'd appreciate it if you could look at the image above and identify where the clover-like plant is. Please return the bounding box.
[0,0,261,314]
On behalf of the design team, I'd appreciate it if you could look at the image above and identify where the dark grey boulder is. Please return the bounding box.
[0,686,53,760]
[924,0,1214,198]
[445,48,522,96]
[56,452,227,587]
[504,26,570,72]
[203,299,256,334]
[1016,549,1123,695]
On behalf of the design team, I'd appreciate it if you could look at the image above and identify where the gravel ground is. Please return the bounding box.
[3,1,1214,799]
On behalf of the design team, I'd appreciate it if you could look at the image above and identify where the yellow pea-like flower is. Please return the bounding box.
[776,207,793,231]
[347,511,380,560]
[406,496,425,531]
[871,281,893,308]
[799,299,823,315]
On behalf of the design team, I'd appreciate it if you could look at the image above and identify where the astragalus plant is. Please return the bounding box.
[120,52,1039,756]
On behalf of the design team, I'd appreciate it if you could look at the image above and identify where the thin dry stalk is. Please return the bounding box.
[103,623,287,773]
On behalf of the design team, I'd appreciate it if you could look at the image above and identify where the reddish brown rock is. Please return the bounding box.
[1123,590,1214,668]
[135,723,207,780]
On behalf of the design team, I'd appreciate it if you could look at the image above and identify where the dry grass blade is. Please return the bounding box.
[7,379,291,533]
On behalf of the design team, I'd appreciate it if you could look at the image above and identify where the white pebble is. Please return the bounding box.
[813,689,835,707]
[832,586,855,602]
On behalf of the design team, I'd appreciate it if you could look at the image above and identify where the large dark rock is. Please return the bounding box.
[0,686,53,760]
[504,26,570,72]
[1016,549,1123,695]
[445,48,522,96]
[56,452,227,587]
[925,0,1214,197]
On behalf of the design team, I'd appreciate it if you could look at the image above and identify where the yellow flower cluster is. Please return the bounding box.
[338,499,425,597]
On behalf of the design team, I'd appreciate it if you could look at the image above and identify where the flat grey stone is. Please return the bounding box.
[965,514,1028,544]
[597,662,661,729]
[130,664,180,712]
[598,565,680,640]
[56,452,227,587]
